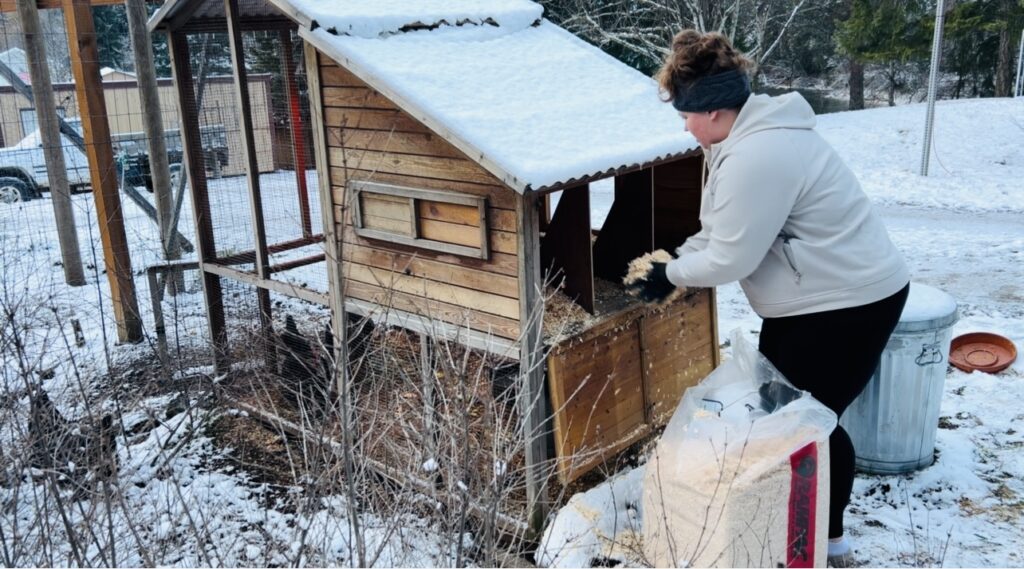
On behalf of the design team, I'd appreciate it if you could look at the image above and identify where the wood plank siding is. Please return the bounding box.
[314,53,521,341]
[547,288,716,483]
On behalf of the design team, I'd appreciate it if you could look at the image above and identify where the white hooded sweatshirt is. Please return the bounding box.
[665,93,909,318]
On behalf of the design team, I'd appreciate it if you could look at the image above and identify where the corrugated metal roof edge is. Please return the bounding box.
[529,148,705,194]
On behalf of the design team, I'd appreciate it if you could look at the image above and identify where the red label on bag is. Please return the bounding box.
[787,442,818,568]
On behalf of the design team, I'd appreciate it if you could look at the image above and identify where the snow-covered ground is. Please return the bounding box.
[541,97,1024,568]
[1,96,1021,567]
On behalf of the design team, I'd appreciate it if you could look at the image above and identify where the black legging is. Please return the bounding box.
[758,283,909,539]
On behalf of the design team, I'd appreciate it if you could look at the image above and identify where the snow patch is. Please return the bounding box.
[901,282,958,324]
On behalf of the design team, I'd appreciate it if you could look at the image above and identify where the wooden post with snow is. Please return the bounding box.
[125,0,182,291]
[62,0,143,342]
[16,0,85,287]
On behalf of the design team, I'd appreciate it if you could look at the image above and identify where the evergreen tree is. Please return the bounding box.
[837,0,931,105]
[993,0,1024,95]
[146,2,172,78]
[92,5,131,72]
[944,0,1023,97]
[946,0,1001,97]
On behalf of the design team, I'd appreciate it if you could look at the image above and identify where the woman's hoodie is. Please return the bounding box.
[665,92,909,317]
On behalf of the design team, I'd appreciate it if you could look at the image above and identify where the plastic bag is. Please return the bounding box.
[642,331,838,568]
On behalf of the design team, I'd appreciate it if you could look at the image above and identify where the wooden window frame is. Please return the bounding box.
[350,180,490,259]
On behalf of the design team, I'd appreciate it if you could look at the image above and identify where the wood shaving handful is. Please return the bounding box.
[623,249,686,304]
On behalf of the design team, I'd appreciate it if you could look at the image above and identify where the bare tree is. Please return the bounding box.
[38,8,72,83]
[541,0,813,76]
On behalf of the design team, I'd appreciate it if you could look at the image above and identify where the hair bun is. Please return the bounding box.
[657,30,752,104]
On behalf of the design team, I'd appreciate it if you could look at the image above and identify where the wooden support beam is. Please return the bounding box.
[593,169,655,281]
[344,298,520,361]
[214,234,323,267]
[304,42,350,404]
[225,0,273,342]
[0,0,120,12]
[17,0,85,287]
[653,156,704,250]
[126,0,181,273]
[540,184,595,314]
[201,263,329,306]
[167,30,228,372]
[63,0,143,342]
[517,192,553,538]
[267,253,325,274]
[280,29,312,238]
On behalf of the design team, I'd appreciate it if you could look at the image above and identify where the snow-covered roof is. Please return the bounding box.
[290,1,698,192]
[291,0,544,38]
[0,48,28,87]
[100,67,136,79]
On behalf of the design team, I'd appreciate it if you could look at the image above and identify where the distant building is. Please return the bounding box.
[0,64,278,175]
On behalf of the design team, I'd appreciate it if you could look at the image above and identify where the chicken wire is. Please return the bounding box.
[0,6,217,368]
[1,5,329,377]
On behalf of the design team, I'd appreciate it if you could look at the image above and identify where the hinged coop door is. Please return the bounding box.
[547,288,717,484]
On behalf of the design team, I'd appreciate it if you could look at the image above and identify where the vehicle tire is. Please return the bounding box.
[0,177,31,204]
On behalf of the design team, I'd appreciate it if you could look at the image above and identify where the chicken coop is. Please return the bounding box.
[151,0,719,529]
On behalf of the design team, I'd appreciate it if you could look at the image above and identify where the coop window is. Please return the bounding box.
[350,180,489,259]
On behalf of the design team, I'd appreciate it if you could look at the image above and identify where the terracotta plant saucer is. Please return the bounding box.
[949,332,1017,374]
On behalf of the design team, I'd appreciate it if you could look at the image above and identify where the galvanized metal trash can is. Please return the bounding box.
[840,283,959,474]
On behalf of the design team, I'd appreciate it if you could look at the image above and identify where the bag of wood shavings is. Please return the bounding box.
[642,331,837,568]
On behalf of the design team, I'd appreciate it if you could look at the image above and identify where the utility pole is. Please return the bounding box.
[17,0,85,286]
[125,0,182,292]
[920,0,946,176]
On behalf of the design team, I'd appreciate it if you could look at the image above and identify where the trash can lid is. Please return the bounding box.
[896,283,958,333]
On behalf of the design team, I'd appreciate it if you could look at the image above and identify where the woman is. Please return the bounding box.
[629,30,910,565]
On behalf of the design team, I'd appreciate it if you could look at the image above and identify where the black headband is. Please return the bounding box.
[671,68,751,112]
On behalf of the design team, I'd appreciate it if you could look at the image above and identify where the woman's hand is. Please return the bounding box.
[627,262,677,303]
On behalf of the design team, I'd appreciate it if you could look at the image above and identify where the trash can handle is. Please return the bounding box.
[915,341,945,366]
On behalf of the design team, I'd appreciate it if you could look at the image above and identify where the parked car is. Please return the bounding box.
[114,125,228,191]
[0,121,229,204]
[0,118,90,203]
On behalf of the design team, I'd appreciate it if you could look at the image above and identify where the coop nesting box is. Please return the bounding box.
[151,0,719,486]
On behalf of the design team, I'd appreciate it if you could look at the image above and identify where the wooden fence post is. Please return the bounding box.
[167,30,229,373]
[125,0,182,290]
[16,0,85,287]
[225,0,274,363]
[517,192,553,538]
[62,0,143,342]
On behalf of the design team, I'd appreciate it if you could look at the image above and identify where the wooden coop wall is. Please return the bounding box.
[544,153,718,484]
[548,289,717,482]
[313,51,522,342]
